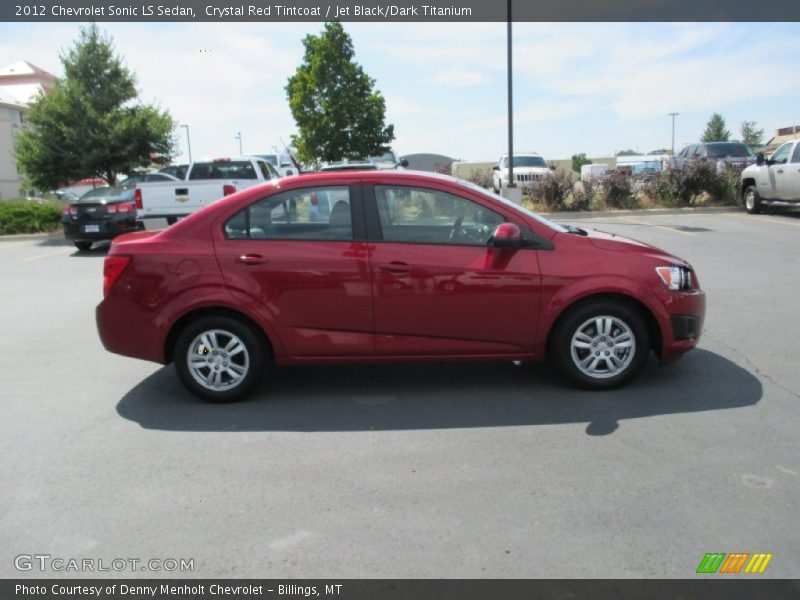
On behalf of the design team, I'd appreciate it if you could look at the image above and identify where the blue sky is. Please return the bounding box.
[1,21,798,163]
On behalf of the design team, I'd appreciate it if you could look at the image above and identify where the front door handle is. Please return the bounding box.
[379,261,410,275]
[776,169,784,174]
[236,254,267,265]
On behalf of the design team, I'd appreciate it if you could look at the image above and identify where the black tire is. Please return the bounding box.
[743,185,761,214]
[551,299,649,390]
[74,241,93,251]
[166,216,178,226]
[173,315,267,402]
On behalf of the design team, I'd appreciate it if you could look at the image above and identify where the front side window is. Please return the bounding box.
[791,144,800,164]
[224,186,352,241]
[374,185,505,246]
[771,143,792,165]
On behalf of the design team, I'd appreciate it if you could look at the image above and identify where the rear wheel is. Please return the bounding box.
[174,316,266,402]
[552,300,649,390]
[74,241,93,251]
[743,185,761,214]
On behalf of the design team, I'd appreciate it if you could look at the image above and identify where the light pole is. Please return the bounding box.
[669,113,679,155]
[506,0,515,189]
[180,124,192,163]
[235,131,243,156]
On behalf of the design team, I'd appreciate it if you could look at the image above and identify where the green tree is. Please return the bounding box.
[571,153,592,173]
[285,22,394,165]
[740,121,764,148]
[15,25,174,190]
[701,113,731,142]
[615,149,639,156]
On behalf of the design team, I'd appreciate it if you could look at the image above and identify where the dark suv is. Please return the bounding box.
[672,142,754,172]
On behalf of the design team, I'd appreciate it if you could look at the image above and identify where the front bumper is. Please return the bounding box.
[659,290,706,360]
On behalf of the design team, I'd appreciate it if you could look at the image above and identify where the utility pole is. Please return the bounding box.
[235,131,243,156]
[669,113,679,155]
[506,0,515,189]
[180,124,192,163]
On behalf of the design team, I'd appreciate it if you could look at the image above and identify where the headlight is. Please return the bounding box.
[655,266,693,291]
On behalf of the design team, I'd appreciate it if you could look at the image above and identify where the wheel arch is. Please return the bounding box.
[164,306,275,365]
[741,177,756,196]
[544,292,662,358]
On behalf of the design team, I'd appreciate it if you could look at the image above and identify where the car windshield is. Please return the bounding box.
[457,179,567,233]
[503,156,548,168]
[77,187,133,203]
[367,152,396,163]
[706,143,752,158]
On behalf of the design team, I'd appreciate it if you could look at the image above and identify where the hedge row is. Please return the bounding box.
[0,200,63,235]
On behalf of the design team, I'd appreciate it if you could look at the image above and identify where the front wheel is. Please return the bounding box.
[174,316,266,402]
[552,300,649,390]
[743,185,761,214]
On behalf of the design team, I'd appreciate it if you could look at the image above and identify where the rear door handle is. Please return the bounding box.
[379,261,410,275]
[236,254,267,265]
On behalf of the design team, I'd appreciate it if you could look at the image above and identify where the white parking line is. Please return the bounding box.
[23,247,73,262]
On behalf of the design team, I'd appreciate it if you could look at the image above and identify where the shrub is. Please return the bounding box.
[528,170,574,211]
[601,171,639,209]
[0,200,63,235]
[644,161,743,206]
[569,178,596,211]
[464,168,493,189]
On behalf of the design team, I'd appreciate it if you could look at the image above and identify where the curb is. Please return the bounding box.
[542,206,740,220]
[0,231,63,243]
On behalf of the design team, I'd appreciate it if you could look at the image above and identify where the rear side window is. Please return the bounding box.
[189,161,258,180]
[792,144,800,164]
[224,186,352,241]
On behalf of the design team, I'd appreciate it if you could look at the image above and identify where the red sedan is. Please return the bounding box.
[97,171,705,402]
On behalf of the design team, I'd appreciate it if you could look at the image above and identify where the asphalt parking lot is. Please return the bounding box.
[1,209,799,578]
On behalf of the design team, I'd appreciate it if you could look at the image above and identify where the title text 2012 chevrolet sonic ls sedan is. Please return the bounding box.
[96,171,705,402]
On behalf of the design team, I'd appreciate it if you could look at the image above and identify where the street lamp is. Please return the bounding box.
[669,113,679,155]
[235,131,243,156]
[506,0,515,189]
[180,124,192,163]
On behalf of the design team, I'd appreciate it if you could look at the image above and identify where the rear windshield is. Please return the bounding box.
[706,143,752,158]
[77,187,134,203]
[189,161,258,180]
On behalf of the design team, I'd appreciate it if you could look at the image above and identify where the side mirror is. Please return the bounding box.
[491,222,522,248]
[755,152,765,166]
[492,165,500,171]
[399,158,409,168]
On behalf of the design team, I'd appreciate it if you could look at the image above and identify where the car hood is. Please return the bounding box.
[579,227,690,267]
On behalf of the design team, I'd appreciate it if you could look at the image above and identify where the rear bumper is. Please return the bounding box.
[63,218,143,242]
[96,296,166,364]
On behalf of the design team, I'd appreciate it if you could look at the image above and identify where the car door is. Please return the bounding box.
[214,183,374,357]
[761,143,792,200]
[365,182,542,356]
[783,142,800,200]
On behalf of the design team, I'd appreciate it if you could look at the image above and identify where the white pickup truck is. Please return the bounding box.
[741,140,800,213]
[135,157,279,223]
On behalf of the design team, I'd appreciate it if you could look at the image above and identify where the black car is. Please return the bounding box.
[672,142,754,171]
[62,186,144,251]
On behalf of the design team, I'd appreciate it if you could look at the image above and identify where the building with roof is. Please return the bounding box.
[0,61,58,199]
[763,125,800,155]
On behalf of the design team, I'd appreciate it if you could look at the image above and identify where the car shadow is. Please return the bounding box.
[116,349,761,437]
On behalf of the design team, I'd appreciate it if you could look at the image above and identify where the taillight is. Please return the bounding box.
[223,184,236,196]
[69,206,78,216]
[106,203,117,214]
[116,202,133,213]
[103,255,131,297]
[310,192,318,206]
[62,205,70,215]
[134,188,143,209]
